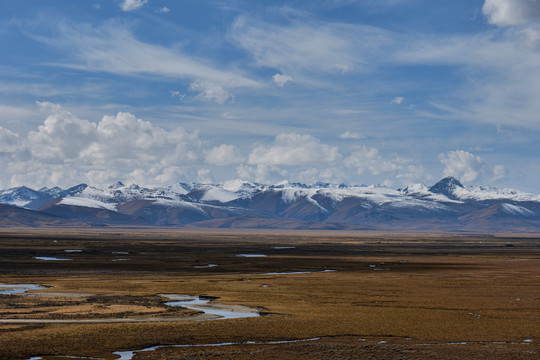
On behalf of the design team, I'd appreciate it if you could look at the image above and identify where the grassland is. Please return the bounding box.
[0,229,539,359]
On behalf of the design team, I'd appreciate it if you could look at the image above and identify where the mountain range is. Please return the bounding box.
[1,177,540,232]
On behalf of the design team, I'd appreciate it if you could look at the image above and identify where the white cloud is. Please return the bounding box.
[396,27,540,129]
[197,169,214,184]
[390,96,404,105]
[339,131,366,139]
[34,22,258,88]
[0,127,22,153]
[438,150,508,184]
[6,103,204,188]
[170,90,186,100]
[0,102,43,119]
[297,167,346,184]
[333,63,352,73]
[205,144,243,166]
[230,15,388,75]
[158,6,170,14]
[493,164,506,180]
[272,73,293,86]
[483,0,540,26]
[28,102,97,162]
[189,81,233,104]
[91,112,201,167]
[439,150,485,183]
[344,145,423,182]
[120,0,147,12]
[236,164,288,183]
[248,133,340,166]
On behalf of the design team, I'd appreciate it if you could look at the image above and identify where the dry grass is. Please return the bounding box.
[0,229,539,359]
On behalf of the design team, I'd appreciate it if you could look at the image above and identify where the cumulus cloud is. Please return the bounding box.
[248,133,340,166]
[189,81,233,104]
[120,0,147,12]
[483,0,540,26]
[28,102,97,162]
[5,103,204,188]
[438,150,485,183]
[91,112,201,167]
[205,144,243,166]
[158,6,170,14]
[272,73,293,86]
[344,145,423,182]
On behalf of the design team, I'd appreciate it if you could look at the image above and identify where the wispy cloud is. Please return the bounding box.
[0,126,22,153]
[0,104,38,123]
[339,131,366,139]
[396,28,540,129]
[229,14,390,76]
[32,21,259,89]
[483,0,540,26]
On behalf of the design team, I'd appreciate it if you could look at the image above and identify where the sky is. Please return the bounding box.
[0,0,540,192]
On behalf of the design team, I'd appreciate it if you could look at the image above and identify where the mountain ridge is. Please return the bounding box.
[1,177,539,232]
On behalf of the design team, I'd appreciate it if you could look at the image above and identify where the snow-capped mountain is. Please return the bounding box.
[1,177,539,232]
[0,186,42,207]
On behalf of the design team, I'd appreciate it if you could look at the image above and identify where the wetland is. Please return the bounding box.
[0,229,539,359]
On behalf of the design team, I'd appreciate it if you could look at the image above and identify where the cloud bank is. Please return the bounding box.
[0,104,448,189]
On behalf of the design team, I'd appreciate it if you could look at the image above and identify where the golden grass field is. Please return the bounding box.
[0,229,539,359]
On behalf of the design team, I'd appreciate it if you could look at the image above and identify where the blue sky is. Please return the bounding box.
[0,0,539,192]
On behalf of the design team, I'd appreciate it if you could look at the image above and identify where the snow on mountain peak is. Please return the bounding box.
[1,178,540,218]
[0,186,41,207]
[273,180,290,188]
[500,203,536,217]
[453,186,540,202]
[199,186,239,203]
[222,179,258,193]
[108,181,125,189]
[59,197,117,211]
[399,183,429,194]
[428,177,464,199]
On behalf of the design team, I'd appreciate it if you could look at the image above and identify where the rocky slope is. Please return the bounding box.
[1,177,539,232]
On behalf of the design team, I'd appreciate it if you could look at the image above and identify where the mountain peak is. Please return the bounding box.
[428,177,464,198]
[108,181,125,189]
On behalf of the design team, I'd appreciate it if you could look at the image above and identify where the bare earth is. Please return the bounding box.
[0,228,539,359]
